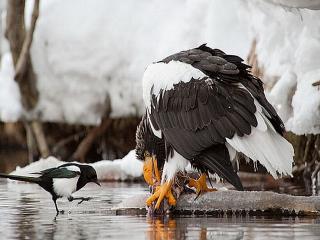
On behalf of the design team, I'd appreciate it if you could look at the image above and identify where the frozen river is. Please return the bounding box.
[0,180,320,240]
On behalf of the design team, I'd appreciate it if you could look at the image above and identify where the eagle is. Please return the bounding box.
[136,44,294,209]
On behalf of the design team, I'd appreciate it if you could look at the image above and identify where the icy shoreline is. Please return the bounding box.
[116,191,320,216]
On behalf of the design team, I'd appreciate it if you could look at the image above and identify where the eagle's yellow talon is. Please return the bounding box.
[146,181,176,209]
[188,174,217,194]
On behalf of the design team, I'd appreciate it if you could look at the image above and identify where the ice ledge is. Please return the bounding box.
[115,191,320,216]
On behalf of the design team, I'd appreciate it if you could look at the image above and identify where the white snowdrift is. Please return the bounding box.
[0,53,22,121]
[0,0,250,125]
[0,0,319,135]
[240,0,320,134]
[10,150,143,181]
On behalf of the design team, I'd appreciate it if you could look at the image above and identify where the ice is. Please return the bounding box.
[116,191,320,216]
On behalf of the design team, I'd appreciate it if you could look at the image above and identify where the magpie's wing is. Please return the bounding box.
[31,167,57,175]
[31,163,82,177]
[41,167,80,178]
[41,166,80,178]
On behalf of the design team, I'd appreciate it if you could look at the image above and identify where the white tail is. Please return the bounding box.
[226,102,294,178]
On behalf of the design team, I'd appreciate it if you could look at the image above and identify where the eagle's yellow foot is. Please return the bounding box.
[188,174,217,195]
[143,153,161,186]
[146,181,176,209]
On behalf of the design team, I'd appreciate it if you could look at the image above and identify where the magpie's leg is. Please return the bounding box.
[68,196,92,205]
[53,197,64,215]
[53,198,59,215]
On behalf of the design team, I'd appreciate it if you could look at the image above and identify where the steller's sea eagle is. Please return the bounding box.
[136,44,294,209]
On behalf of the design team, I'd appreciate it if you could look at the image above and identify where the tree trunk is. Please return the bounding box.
[5,0,49,160]
[5,0,39,110]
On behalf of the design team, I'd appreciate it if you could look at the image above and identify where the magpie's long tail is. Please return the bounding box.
[0,173,41,183]
[195,144,244,191]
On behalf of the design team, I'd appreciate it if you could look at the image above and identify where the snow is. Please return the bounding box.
[10,150,143,181]
[93,150,143,181]
[241,1,320,134]
[0,0,250,125]
[0,0,319,134]
[266,0,320,9]
[0,53,22,121]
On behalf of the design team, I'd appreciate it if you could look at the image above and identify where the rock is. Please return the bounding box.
[114,191,320,216]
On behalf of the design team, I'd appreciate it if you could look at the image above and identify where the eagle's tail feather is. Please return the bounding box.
[196,145,244,191]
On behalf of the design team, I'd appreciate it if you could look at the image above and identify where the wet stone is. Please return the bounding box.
[115,191,320,216]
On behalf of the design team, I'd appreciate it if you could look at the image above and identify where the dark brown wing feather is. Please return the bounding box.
[160,44,285,135]
[149,78,255,190]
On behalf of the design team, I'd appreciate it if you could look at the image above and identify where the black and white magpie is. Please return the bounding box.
[0,163,100,215]
[136,44,294,209]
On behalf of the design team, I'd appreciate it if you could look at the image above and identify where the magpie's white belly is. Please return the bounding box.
[53,176,80,198]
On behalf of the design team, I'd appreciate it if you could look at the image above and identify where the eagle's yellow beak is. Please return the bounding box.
[143,153,161,186]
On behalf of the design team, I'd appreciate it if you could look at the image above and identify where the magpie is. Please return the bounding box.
[0,163,100,215]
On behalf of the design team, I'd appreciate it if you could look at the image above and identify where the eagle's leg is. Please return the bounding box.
[146,180,176,209]
[188,173,217,196]
[143,153,161,186]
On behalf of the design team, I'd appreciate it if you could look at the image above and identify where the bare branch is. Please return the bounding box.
[72,117,112,162]
[14,0,40,82]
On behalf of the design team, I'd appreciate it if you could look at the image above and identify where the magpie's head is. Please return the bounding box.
[82,165,100,186]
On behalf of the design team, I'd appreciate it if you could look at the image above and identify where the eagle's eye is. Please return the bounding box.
[144,151,151,158]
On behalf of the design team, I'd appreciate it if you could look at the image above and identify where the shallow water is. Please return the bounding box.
[0,180,320,240]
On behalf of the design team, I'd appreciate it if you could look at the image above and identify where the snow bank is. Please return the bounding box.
[0,0,319,134]
[0,53,22,121]
[240,1,320,134]
[10,150,143,181]
[0,0,250,125]
[92,150,143,181]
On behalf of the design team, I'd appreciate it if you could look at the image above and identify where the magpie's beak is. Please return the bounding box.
[94,179,101,186]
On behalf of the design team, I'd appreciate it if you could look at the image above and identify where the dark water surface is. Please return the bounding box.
[0,180,320,240]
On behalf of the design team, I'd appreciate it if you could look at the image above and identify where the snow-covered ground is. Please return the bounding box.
[0,0,319,134]
[10,150,143,181]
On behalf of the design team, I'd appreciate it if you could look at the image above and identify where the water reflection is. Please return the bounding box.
[146,217,183,239]
[145,216,245,240]
[144,216,320,240]
[15,196,38,240]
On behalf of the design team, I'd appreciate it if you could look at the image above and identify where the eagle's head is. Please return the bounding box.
[135,113,166,185]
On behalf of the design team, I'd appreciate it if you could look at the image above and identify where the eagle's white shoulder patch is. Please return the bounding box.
[142,61,206,108]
